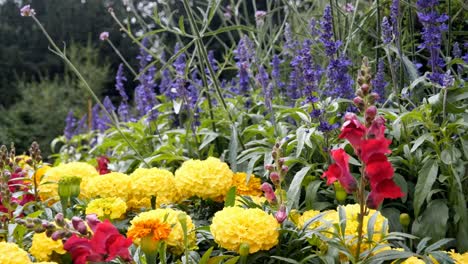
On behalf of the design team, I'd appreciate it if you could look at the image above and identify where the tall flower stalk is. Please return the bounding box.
[322,58,404,262]
[21,5,149,167]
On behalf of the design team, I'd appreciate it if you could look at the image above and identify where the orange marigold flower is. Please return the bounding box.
[232,172,263,197]
[127,220,171,241]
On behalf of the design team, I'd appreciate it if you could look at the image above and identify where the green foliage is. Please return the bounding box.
[0,43,109,156]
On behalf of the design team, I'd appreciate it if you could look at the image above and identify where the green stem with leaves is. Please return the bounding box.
[30,15,149,167]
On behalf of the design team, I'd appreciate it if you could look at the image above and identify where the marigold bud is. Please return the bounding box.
[400,213,411,227]
[239,243,250,257]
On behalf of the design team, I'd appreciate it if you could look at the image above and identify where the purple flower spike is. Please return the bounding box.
[64,111,76,140]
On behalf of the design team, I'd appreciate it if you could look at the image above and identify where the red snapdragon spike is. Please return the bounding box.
[90,220,132,261]
[366,179,404,209]
[322,149,357,193]
[97,156,111,175]
[63,235,103,264]
[339,116,366,152]
[365,153,394,189]
[359,138,392,163]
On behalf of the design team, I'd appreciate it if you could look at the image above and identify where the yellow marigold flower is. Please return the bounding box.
[29,232,66,261]
[210,207,279,254]
[231,172,262,197]
[175,157,233,201]
[86,172,130,200]
[449,250,468,263]
[39,162,98,202]
[128,168,179,210]
[0,242,32,264]
[127,208,196,254]
[297,209,337,230]
[85,197,127,219]
[35,262,58,264]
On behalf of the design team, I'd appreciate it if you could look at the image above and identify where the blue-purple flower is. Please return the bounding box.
[64,111,76,140]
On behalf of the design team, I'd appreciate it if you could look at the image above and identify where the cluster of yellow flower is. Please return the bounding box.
[0,241,62,264]
[210,206,279,254]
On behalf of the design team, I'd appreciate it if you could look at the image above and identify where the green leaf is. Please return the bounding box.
[286,166,311,210]
[270,256,300,264]
[440,146,462,165]
[199,247,214,264]
[365,250,414,264]
[296,127,308,158]
[413,159,439,217]
[412,200,449,243]
[224,186,237,207]
[367,211,379,242]
[224,256,240,264]
[178,16,186,34]
[410,133,433,152]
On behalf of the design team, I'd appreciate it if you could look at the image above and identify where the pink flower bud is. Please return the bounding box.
[275,205,287,224]
[361,83,370,93]
[353,96,364,106]
[261,183,277,203]
[344,112,357,121]
[269,172,280,183]
[278,158,285,165]
[20,5,36,16]
[99,32,109,41]
[264,164,274,171]
[71,216,83,230]
[365,106,377,119]
[86,214,101,232]
[281,165,289,173]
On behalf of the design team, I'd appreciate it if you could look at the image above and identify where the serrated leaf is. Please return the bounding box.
[413,159,438,217]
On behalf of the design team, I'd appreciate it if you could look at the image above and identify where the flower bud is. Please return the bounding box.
[278,158,285,165]
[281,165,289,173]
[269,172,280,184]
[361,83,370,94]
[71,216,83,230]
[55,213,65,227]
[365,106,377,120]
[353,96,364,106]
[261,183,277,204]
[239,243,250,257]
[86,214,101,232]
[46,229,54,237]
[264,164,274,171]
[275,205,287,224]
[76,221,88,235]
[399,213,411,227]
[51,230,63,241]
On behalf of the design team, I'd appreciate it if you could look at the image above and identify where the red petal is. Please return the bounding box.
[322,164,340,185]
[367,179,404,209]
[365,153,394,189]
[339,119,366,151]
[360,139,392,163]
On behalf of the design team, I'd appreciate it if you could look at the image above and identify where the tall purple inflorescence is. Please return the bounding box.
[390,0,400,38]
[320,6,341,57]
[99,96,115,132]
[271,55,284,91]
[319,5,354,100]
[171,42,188,101]
[75,114,88,135]
[381,17,393,44]
[64,110,76,140]
[300,40,322,103]
[234,36,255,95]
[115,64,128,101]
[256,65,272,111]
[416,0,449,85]
[371,60,388,103]
[91,104,100,131]
[284,23,299,57]
[134,38,159,121]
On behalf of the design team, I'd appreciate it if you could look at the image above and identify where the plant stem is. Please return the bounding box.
[106,39,138,77]
[31,15,149,167]
[181,0,246,150]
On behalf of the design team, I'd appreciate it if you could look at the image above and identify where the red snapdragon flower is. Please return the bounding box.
[322,113,404,209]
[322,149,357,193]
[63,220,132,264]
[96,156,111,175]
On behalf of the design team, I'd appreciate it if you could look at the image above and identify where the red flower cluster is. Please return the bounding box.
[63,220,132,264]
[96,156,111,175]
[322,113,404,209]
